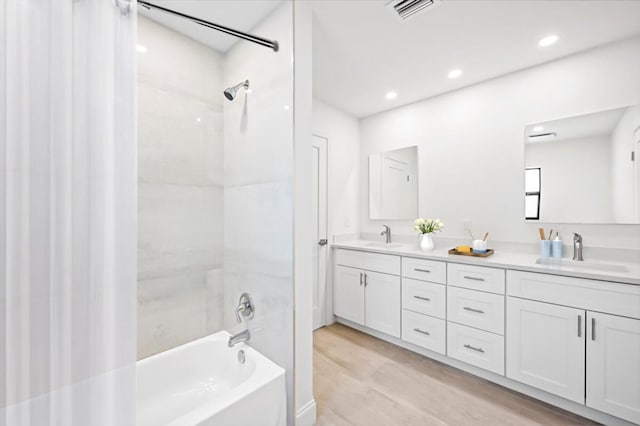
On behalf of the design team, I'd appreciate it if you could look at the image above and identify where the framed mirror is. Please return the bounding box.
[524,104,640,224]
[369,145,418,219]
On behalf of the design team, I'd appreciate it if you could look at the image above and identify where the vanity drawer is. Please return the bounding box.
[447,322,505,375]
[402,257,446,284]
[447,286,504,335]
[402,310,446,355]
[335,248,400,276]
[507,270,640,319]
[447,263,505,295]
[402,278,446,319]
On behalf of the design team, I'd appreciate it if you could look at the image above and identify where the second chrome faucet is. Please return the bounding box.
[572,232,584,261]
[381,225,391,244]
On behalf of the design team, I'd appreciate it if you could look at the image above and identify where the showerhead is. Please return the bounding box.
[224,80,250,101]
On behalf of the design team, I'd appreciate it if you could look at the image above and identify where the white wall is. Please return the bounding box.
[137,16,225,359]
[222,3,296,425]
[358,36,640,250]
[313,99,360,237]
[611,105,640,223]
[526,136,612,223]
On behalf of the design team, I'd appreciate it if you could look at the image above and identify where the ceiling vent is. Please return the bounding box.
[387,0,442,21]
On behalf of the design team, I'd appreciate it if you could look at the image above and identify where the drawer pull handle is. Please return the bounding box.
[359,272,363,286]
[414,295,431,301]
[364,272,368,287]
[464,344,485,353]
[463,306,485,314]
[414,328,430,336]
[463,275,485,282]
[414,268,431,273]
[592,317,595,341]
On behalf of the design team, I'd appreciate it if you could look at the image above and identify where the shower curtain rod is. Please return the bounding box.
[137,1,279,52]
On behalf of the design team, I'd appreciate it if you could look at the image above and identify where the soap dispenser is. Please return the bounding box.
[552,232,563,259]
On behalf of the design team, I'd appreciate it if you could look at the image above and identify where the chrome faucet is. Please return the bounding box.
[380,225,391,244]
[572,232,584,261]
[228,293,254,348]
[228,329,250,348]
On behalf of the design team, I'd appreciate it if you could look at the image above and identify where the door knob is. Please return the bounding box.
[318,239,328,246]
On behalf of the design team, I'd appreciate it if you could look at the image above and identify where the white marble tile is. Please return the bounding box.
[206,268,225,333]
[137,15,223,104]
[137,271,208,359]
[138,83,223,187]
[222,4,293,188]
[138,182,223,280]
[223,94,293,187]
[223,181,293,275]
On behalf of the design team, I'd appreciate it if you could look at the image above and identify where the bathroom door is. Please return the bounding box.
[312,135,328,330]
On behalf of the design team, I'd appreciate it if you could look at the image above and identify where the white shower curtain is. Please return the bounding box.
[0,1,136,425]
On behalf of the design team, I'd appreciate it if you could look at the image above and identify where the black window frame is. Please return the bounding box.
[525,167,541,220]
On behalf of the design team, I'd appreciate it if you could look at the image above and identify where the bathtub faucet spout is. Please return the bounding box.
[228,329,250,348]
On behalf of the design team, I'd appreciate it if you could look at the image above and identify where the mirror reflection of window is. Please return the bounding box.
[524,104,640,224]
[525,168,541,220]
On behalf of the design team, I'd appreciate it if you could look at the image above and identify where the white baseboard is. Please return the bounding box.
[296,399,317,426]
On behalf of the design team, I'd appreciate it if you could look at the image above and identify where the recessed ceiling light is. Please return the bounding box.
[533,125,544,132]
[385,91,398,100]
[137,44,148,53]
[538,35,559,47]
[447,69,462,79]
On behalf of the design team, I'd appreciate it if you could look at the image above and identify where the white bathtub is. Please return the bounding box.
[136,331,286,426]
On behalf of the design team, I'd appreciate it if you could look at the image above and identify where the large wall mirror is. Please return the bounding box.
[524,104,640,224]
[369,145,418,219]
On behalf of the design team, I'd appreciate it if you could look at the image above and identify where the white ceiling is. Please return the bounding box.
[139,0,282,53]
[525,106,629,144]
[311,0,640,118]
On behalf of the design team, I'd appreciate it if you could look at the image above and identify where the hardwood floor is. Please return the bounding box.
[313,323,598,426]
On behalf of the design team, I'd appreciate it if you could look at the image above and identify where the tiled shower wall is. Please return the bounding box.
[137,16,224,359]
[222,3,295,421]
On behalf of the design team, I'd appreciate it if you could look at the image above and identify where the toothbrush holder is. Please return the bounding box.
[540,240,551,258]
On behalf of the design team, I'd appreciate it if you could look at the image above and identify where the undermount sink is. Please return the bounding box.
[361,242,403,249]
[535,257,628,273]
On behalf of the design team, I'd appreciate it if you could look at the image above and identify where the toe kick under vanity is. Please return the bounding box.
[331,242,640,426]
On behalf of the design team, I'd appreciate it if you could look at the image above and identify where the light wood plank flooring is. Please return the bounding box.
[314,323,598,426]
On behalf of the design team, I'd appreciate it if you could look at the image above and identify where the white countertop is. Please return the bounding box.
[332,240,640,286]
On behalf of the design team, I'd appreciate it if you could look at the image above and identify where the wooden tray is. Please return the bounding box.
[448,248,494,257]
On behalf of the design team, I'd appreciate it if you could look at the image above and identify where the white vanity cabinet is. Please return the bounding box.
[586,311,640,424]
[507,270,640,424]
[401,257,447,354]
[334,249,401,338]
[332,244,640,425]
[446,263,506,375]
[506,297,586,403]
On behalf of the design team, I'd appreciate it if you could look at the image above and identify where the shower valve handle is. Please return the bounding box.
[235,292,255,323]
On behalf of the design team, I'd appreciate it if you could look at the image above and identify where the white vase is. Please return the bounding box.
[420,233,434,251]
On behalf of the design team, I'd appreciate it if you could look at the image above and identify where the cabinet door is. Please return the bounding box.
[334,265,365,325]
[506,297,585,404]
[364,270,401,338]
[587,312,640,424]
